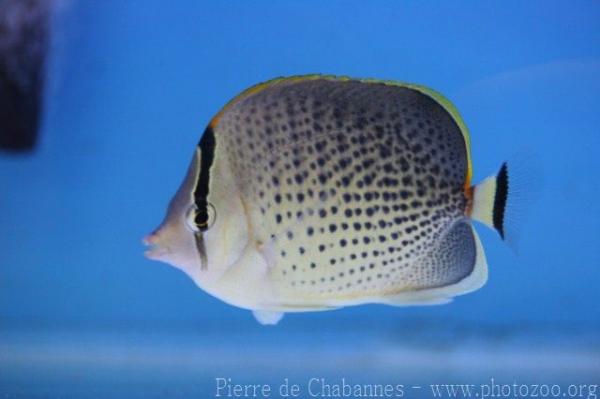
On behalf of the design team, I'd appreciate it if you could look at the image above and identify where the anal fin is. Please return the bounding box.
[384,295,453,307]
[383,221,488,306]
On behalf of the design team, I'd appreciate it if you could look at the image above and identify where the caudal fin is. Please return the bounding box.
[469,154,540,251]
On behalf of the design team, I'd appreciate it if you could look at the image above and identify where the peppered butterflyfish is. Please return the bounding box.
[144,75,529,325]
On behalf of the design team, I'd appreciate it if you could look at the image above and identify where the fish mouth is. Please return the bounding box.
[142,232,170,260]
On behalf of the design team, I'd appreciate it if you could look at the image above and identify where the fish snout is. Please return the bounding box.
[142,229,171,261]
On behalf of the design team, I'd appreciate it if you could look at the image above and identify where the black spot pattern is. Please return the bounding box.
[215,78,471,298]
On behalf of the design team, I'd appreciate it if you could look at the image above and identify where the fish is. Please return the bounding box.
[144,75,527,325]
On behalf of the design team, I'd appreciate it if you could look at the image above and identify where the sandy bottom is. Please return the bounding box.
[1,324,599,398]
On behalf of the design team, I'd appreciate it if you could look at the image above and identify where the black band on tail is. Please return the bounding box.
[493,162,509,239]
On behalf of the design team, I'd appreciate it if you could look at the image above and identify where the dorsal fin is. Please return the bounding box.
[208,75,472,187]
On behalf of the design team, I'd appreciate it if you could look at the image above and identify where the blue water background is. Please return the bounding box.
[1,1,599,396]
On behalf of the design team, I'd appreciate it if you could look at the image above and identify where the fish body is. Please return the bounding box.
[145,76,517,324]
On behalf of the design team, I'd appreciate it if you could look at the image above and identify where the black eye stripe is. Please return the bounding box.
[194,207,208,225]
[193,126,216,231]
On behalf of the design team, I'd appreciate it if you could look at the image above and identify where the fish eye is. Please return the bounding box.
[185,202,217,233]
[205,202,217,230]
